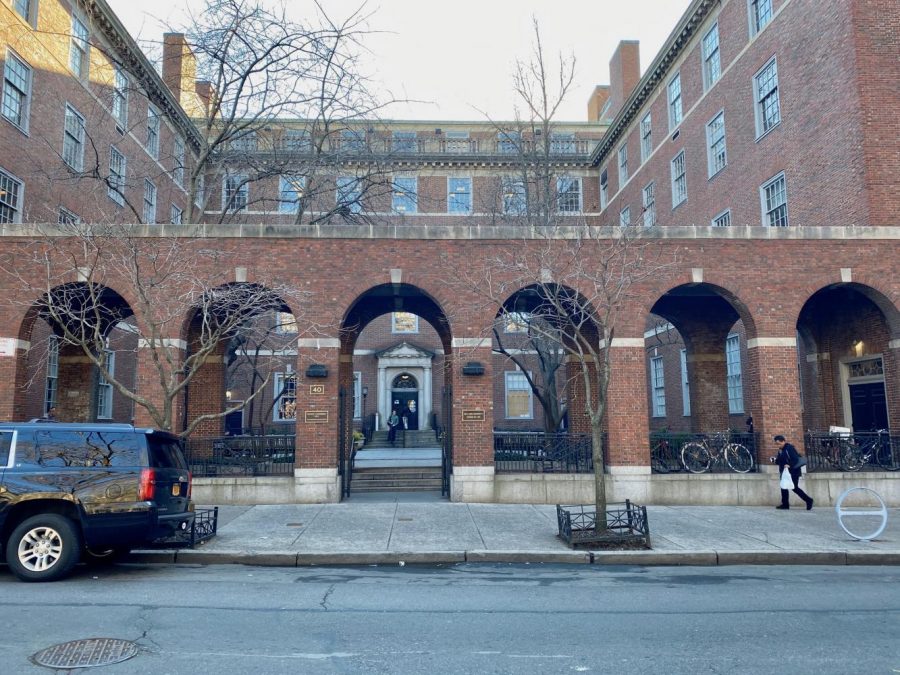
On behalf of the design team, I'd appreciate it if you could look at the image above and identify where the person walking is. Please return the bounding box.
[770,434,813,510]
[387,409,399,446]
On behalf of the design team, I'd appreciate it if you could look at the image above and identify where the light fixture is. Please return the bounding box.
[225,390,232,401]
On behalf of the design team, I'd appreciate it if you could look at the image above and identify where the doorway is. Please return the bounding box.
[391,373,419,430]
[849,382,888,431]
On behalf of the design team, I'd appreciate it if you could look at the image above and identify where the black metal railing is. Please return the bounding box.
[147,507,219,549]
[804,430,900,472]
[494,432,594,473]
[184,436,295,477]
[649,431,760,474]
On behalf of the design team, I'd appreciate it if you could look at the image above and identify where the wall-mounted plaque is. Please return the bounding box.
[304,410,329,423]
[309,384,325,395]
[462,409,485,422]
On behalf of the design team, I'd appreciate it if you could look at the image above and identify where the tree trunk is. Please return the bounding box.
[592,423,607,531]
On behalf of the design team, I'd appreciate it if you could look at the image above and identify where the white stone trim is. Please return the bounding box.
[297,338,340,349]
[452,337,491,348]
[840,268,852,282]
[138,338,187,350]
[747,337,797,348]
[691,268,703,283]
[644,323,674,339]
[889,340,900,350]
[806,352,830,362]
[0,338,29,356]
[235,267,247,282]
[608,465,652,475]
[390,268,402,284]
[599,338,644,348]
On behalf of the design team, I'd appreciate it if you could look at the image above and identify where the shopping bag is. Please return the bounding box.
[779,469,793,490]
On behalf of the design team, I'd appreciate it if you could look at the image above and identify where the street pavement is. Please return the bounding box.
[132,498,900,567]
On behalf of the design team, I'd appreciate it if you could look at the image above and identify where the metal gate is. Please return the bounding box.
[441,385,453,496]
[339,386,351,498]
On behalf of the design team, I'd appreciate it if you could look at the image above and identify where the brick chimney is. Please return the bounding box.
[162,33,207,118]
[587,85,611,122]
[607,40,641,120]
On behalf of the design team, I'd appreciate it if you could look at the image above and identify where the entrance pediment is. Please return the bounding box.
[376,342,434,360]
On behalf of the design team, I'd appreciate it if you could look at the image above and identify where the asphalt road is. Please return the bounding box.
[0,562,898,674]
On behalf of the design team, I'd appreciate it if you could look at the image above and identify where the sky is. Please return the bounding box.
[106,0,694,122]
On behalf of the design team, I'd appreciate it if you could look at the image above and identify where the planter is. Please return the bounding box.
[556,500,651,549]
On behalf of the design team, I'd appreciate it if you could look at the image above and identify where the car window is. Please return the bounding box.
[147,434,188,470]
[35,430,145,468]
[0,431,12,467]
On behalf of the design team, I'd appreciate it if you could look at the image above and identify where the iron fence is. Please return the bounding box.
[649,431,760,474]
[184,435,295,477]
[803,430,900,472]
[494,432,595,473]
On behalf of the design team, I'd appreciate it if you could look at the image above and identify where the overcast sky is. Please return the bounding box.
[106,0,693,121]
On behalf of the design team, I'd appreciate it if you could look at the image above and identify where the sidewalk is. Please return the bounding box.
[132,501,900,567]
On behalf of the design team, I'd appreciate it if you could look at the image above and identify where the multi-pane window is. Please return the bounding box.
[497,130,520,154]
[639,113,652,163]
[45,336,58,416]
[392,131,417,152]
[2,51,32,131]
[618,144,628,188]
[448,177,472,214]
[505,371,533,419]
[761,172,788,226]
[58,207,79,225]
[754,58,780,136]
[230,132,257,152]
[392,176,417,213]
[279,174,306,214]
[14,0,36,24]
[70,14,89,78]
[146,105,160,159]
[503,312,530,333]
[280,128,309,151]
[712,209,732,227]
[273,372,297,421]
[550,133,576,153]
[173,137,185,187]
[0,168,23,224]
[651,356,666,417]
[671,151,687,207]
[556,176,582,213]
[726,334,744,413]
[599,169,608,209]
[143,179,157,224]
[668,73,682,130]
[96,350,115,419]
[340,129,366,151]
[706,111,727,177]
[223,174,248,212]
[112,67,128,129]
[336,176,362,214]
[619,206,631,227]
[392,312,418,333]
[62,104,85,171]
[108,146,126,205]
[275,311,298,334]
[749,0,773,36]
[444,130,470,153]
[642,182,656,227]
[170,204,182,224]
[702,24,721,90]
[501,178,526,215]
[680,349,691,416]
[353,372,362,419]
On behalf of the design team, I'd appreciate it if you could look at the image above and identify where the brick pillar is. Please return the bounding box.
[684,324,733,432]
[4,338,29,421]
[604,340,650,468]
[57,344,95,422]
[565,357,594,436]
[745,338,803,462]
[132,339,186,432]
[449,340,494,502]
[884,341,900,432]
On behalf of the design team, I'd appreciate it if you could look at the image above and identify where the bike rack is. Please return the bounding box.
[835,487,888,541]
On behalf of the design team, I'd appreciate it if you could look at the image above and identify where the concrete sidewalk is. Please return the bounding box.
[133,501,900,567]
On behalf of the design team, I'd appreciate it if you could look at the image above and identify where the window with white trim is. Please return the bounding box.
[353,372,362,419]
[706,111,727,177]
[0,167,24,224]
[273,372,297,421]
[505,371,533,419]
[680,349,691,416]
[2,50,32,132]
[173,137,184,187]
[671,151,687,207]
[651,356,666,417]
[668,73,682,130]
[702,23,721,90]
[448,177,472,214]
[550,133,576,153]
[392,176,417,213]
[642,182,656,227]
[761,172,788,226]
[96,350,114,419]
[223,174,248,212]
[170,204,182,224]
[14,0,37,25]
[749,0,773,36]
[112,67,128,129]
[58,207,80,225]
[599,169,608,209]
[502,177,526,215]
[712,209,731,227]
[279,174,306,214]
[754,58,780,137]
[340,129,366,151]
[497,130,520,154]
[195,174,205,209]
[108,146,126,205]
[619,205,631,227]
[639,113,652,163]
[280,128,310,151]
[444,130,470,153]
[143,179,157,224]
[230,132,257,152]
[618,144,628,188]
[146,105,160,159]
[726,333,744,413]
[392,131,417,152]
[556,176,582,213]
[392,312,418,333]
[275,311,298,334]
[45,336,58,416]
[336,176,362,214]
[63,104,85,171]
[70,13,89,78]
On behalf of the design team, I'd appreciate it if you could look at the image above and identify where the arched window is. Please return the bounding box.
[391,373,418,389]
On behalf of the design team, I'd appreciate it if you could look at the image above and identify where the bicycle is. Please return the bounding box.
[681,432,754,474]
[839,430,900,472]
[650,437,683,473]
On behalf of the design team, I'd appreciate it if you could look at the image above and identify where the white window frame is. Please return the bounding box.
[748,0,773,36]
[556,176,582,213]
[353,372,362,419]
[0,166,24,224]
[275,311,298,334]
[642,182,656,227]
[392,131,417,152]
[670,151,687,208]
[651,356,666,417]
[599,169,608,210]
[273,371,297,422]
[726,333,744,414]
[96,350,115,419]
[62,103,85,171]
[143,179,157,224]
[448,176,472,215]
[223,174,248,212]
[13,0,38,26]
[173,137,185,187]
[195,174,205,209]
[392,312,418,334]
[639,113,652,164]
[58,207,80,225]
[702,23,721,91]
[2,50,33,132]
[760,172,788,227]
[667,73,682,130]
[501,177,526,215]
[69,12,89,79]
[170,204,183,224]
[392,176,417,214]
[504,370,534,419]
[753,57,780,139]
[712,209,732,227]
[617,144,628,188]
[112,66,128,130]
[146,105,160,159]
[45,336,58,416]
[706,111,727,178]
[680,349,691,416]
[279,174,306,214]
[619,206,631,228]
[108,146,126,206]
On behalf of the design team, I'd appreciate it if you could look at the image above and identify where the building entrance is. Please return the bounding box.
[850,381,888,431]
[391,373,419,430]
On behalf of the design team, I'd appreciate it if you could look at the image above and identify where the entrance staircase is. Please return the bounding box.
[369,429,440,448]
[350,431,443,494]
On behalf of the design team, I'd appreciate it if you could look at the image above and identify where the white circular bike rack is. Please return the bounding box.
[834,487,888,541]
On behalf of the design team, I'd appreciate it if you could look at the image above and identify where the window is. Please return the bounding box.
[353,372,362,419]
[502,177,526,215]
[392,176,417,213]
[280,128,310,151]
[62,104,85,171]
[195,174,205,209]
[754,58,780,137]
[619,206,631,227]
[444,130,470,153]
[702,23,721,90]
[505,371,533,419]
[599,169,608,209]
[448,177,472,214]
[273,372,297,421]
[108,146,126,205]
[275,311,298,334]
[726,334,744,413]
[503,311,530,333]
[173,137,185,187]
[670,151,687,207]
[761,172,788,226]
[143,179,157,224]
[146,105,160,159]
[712,209,732,227]
[556,176,582,213]
[392,131,417,152]
[642,182,656,227]
[223,174,248,212]
[96,350,114,419]
[668,74,682,130]
[340,129,366,151]
[706,111,727,177]
[550,133,576,153]
[58,207,79,225]
[170,204,182,224]
[680,349,691,416]
[112,67,128,129]
[618,144,628,188]
[392,312,418,333]
[497,130,520,154]
[279,174,306,214]
[336,176,362,214]
[0,168,24,223]
[651,356,666,417]
[2,51,32,131]
[230,132,257,152]
[13,0,37,25]
[45,336,58,416]
[749,0,773,36]
[70,13,89,78]
[639,113,652,163]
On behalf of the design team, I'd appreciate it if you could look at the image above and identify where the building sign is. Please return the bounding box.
[304,410,329,423]
[309,384,325,395]
[0,338,17,356]
[462,409,485,422]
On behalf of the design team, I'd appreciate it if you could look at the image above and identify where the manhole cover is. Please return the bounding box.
[32,638,139,669]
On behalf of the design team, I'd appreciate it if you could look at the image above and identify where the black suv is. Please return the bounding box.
[0,422,194,582]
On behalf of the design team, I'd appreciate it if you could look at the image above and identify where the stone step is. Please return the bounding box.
[350,466,443,492]
[353,470,443,481]
[350,483,444,493]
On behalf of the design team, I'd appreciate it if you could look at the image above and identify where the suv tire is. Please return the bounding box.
[6,514,82,582]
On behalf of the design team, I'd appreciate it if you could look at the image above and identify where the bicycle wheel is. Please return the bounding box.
[876,441,900,471]
[681,442,710,474]
[839,442,864,471]
[725,443,754,473]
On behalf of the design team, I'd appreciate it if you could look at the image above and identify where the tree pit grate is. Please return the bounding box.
[32,638,139,669]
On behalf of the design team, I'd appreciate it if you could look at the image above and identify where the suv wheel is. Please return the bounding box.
[6,514,82,582]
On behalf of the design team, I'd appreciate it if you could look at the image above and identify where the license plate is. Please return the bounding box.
[172,484,181,496]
